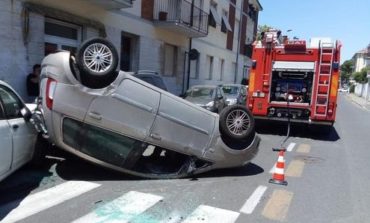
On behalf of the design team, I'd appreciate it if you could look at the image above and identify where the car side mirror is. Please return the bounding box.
[20,107,32,122]
[218,95,224,100]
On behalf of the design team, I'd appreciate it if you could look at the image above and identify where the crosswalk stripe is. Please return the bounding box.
[72,191,163,223]
[286,142,296,152]
[181,205,240,223]
[240,185,268,214]
[1,181,100,223]
[296,144,311,153]
[262,189,294,221]
[286,159,305,177]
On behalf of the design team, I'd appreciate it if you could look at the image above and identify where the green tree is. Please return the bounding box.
[353,67,369,83]
[340,60,353,84]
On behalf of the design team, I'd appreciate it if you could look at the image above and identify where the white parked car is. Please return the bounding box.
[0,81,46,182]
[38,38,260,178]
[338,88,349,93]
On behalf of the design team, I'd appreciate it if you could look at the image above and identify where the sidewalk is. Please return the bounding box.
[346,93,370,111]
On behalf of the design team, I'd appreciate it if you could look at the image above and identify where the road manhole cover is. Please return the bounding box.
[293,155,325,164]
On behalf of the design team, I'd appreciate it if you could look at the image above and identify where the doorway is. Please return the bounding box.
[121,33,138,72]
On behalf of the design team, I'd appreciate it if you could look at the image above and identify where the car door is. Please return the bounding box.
[215,87,225,112]
[84,78,160,141]
[0,85,36,170]
[147,93,216,157]
[0,102,12,176]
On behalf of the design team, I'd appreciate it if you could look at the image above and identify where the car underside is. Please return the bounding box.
[37,38,260,179]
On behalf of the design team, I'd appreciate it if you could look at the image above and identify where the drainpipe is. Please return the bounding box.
[186,38,192,91]
[186,0,195,91]
[235,0,244,84]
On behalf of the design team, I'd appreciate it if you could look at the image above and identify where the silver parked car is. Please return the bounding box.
[222,84,247,106]
[184,85,227,113]
[0,81,46,182]
[38,38,260,178]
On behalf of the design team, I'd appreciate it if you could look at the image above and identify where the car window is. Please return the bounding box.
[0,85,23,119]
[82,121,137,167]
[188,88,214,99]
[216,88,223,98]
[63,117,137,167]
[63,117,83,149]
[222,86,239,95]
[240,86,247,95]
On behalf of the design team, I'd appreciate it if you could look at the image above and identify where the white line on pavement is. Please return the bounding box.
[269,165,275,174]
[72,191,163,223]
[182,205,240,223]
[240,185,268,214]
[286,142,296,152]
[1,181,101,223]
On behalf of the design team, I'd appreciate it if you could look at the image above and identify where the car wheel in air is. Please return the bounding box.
[219,105,255,142]
[76,38,118,88]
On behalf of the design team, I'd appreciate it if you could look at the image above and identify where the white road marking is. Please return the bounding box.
[269,165,275,174]
[72,191,162,223]
[159,211,183,223]
[182,205,240,223]
[1,181,101,223]
[240,185,268,214]
[286,142,296,152]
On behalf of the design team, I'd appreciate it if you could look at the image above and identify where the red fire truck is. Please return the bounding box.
[247,30,341,126]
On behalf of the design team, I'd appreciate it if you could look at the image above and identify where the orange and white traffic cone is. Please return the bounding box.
[269,150,288,186]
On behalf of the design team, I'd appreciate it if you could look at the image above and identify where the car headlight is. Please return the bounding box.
[276,87,281,91]
[302,88,307,93]
[227,99,237,105]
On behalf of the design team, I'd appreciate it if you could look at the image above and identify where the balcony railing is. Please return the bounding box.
[87,0,134,10]
[153,0,208,38]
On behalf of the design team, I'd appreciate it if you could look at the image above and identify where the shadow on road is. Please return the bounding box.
[193,163,264,179]
[0,148,263,220]
[54,152,264,181]
[0,158,54,221]
[255,120,340,142]
[54,154,139,182]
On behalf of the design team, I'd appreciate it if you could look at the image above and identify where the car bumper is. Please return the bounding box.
[194,134,260,174]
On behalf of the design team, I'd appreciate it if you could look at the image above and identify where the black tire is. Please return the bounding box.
[29,135,49,167]
[219,105,255,141]
[76,38,119,88]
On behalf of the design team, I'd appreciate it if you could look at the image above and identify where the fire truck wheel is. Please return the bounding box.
[76,38,118,88]
[219,105,255,141]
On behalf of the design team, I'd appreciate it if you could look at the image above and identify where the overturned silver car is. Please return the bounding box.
[38,38,260,178]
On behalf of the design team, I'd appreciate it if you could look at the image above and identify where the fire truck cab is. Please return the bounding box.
[247,30,341,126]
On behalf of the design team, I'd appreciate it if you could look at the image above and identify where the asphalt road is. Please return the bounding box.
[0,93,369,223]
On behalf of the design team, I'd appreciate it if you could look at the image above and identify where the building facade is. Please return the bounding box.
[352,44,370,72]
[0,0,261,101]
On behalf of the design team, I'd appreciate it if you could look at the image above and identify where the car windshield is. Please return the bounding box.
[222,86,239,96]
[186,87,214,99]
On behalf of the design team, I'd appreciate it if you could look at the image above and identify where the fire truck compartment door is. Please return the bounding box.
[273,61,315,72]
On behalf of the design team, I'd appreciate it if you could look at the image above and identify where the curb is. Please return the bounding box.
[346,94,370,111]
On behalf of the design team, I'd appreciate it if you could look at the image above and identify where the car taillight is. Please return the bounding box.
[46,78,57,110]
[248,98,254,110]
[327,102,334,116]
